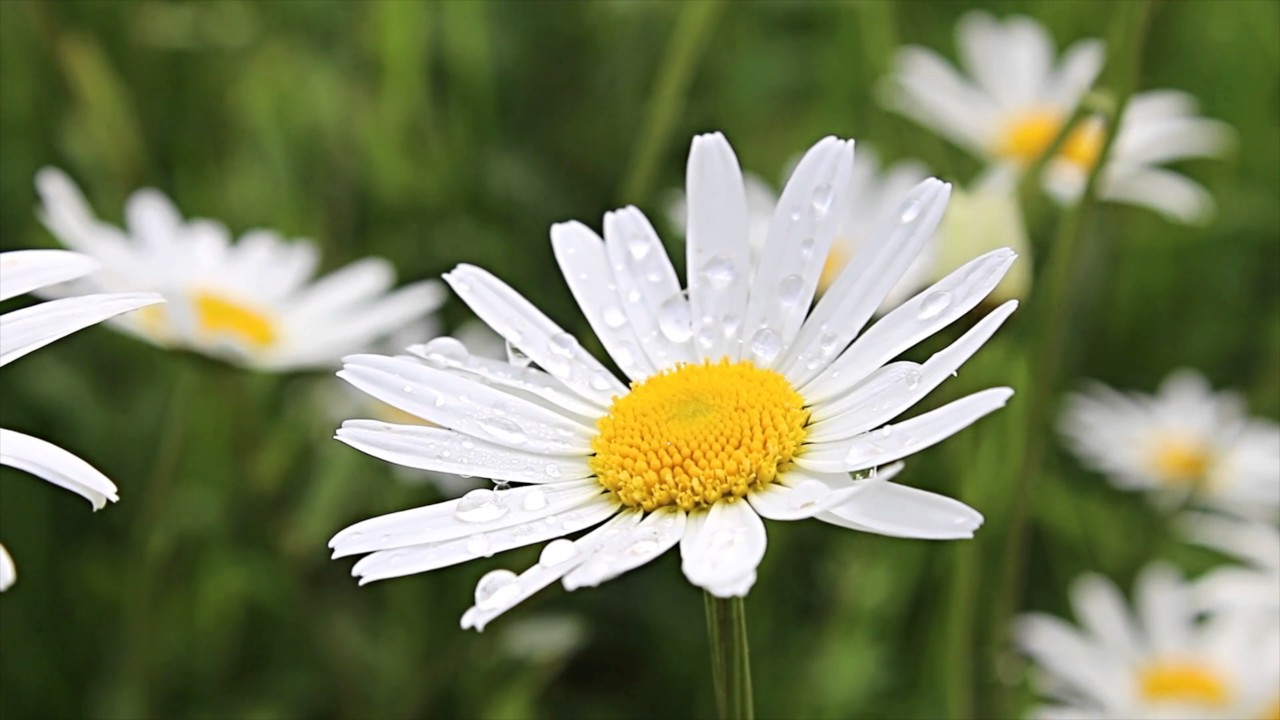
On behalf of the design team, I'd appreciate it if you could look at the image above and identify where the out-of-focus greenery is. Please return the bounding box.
[0,1,1276,719]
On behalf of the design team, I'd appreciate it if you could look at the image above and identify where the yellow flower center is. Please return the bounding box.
[818,243,851,294]
[1138,661,1230,707]
[998,109,1103,170]
[193,290,278,349]
[589,359,809,511]
[1148,435,1212,486]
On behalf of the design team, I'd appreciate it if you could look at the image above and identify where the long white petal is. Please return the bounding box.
[289,257,395,318]
[740,137,854,368]
[0,428,120,509]
[460,510,644,632]
[551,221,658,381]
[747,474,869,521]
[1099,167,1216,225]
[782,179,951,387]
[0,292,164,367]
[1016,613,1130,708]
[685,132,753,361]
[680,499,767,597]
[0,250,100,302]
[797,387,1014,473]
[337,354,595,455]
[563,506,686,590]
[336,420,596,484]
[444,265,627,406]
[124,188,184,250]
[1071,574,1143,660]
[818,481,982,539]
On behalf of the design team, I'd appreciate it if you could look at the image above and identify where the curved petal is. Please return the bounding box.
[1045,38,1105,108]
[1070,574,1142,659]
[1099,167,1216,225]
[680,499,767,597]
[747,476,868,521]
[818,481,982,539]
[0,542,13,591]
[289,257,396,318]
[0,428,119,509]
[551,221,658,381]
[563,506,686,590]
[602,206,693,371]
[1,292,164,367]
[336,420,596,484]
[124,188,184,251]
[884,47,999,154]
[0,250,100,302]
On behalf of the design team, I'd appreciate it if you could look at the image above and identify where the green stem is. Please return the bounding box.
[619,1,725,204]
[704,592,754,720]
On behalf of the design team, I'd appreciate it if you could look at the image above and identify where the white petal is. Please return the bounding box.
[685,132,752,361]
[0,428,120,509]
[778,462,905,491]
[337,354,595,455]
[444,265,627,406]
[1135,562,1192,654]
[680,499,767,597]
[124,188,183,250]
[884,47,999,155]
[0,543,13,591]
[747,474,869,521]
[34,168,135,261]
[409,338,605,419]
[1071,574,1142,660]
[336,420,596,484]
[0,292,164,367]
[818,481,982,539]
[1016,612,1129,708]
[798,387,1014,473]
[352,494,620,585]
[601,207,694,371]
[808,299,1019,438]
[740,137,855,368]
[460,510,644,632]
[782,179,951,387]
[1045,39,1105,107]
[551,221,658,380]
[0,250,100,302]
[290,257,396,317]
[803,248,1016,405]
[1100,166,1216,225]
[563,506,686,590]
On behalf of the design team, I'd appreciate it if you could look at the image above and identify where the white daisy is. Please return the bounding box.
[1059,369,1280,519]
[1180,512,1280,620]
[329,132,1019,630]
[882,12,1230,223]
[667,145,933,306]
[33,168,446,371]
[1018,563,1280,720]
[1,249,163,591]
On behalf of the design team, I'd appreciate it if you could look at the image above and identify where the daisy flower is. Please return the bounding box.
[882,12,1231,223]
[1180,512,1280,620]
[330,132,1019,630]
[667,145,933,307]
[1,249,163,590]
[1059,369,1280,519]
[33,168,446,371]
[1018,563,1280,720]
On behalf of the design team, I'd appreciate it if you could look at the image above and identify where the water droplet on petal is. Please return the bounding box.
[627,232,651,260]
[421,337,468,365]
[522,488,548,512]
[548,333,579,357]
[748,327,783,365]
[792,479,829,509]
[699,255,736,290]
[466,533,492,556]
[811,183,835,215]
[544,463,562,479]
[901,199,924,223]
[455,489,509,523]
[880,425,893,438]
[602,305,628,329]
[627,539,659,557]
[539,538,578,567]
[799,237,816,258]
[917,291,952,320]
[788,204,803,221]
[506,340,531,368]
[474,569,521,610]
[905,368,922,390]
[479,417,527,446]
[777,274,805,306]
[657,294,693,343]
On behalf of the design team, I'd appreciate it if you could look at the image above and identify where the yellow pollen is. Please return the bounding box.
[998,110,1103,170]
[1262,697,1280,720]
[589,359,809,512]
[818,243,851,294]
[192,290,278,348]
[1138,661,1230,707]
[1148,435,1212,486]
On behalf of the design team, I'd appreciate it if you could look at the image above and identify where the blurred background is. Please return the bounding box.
[0,1,1276,719]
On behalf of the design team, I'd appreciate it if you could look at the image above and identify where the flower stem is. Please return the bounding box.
[704,592,754,720]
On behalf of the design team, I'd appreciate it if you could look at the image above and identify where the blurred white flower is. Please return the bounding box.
[34,168,446,371]
[1018,564,1280,720]
[329,132,1019,631]
[1180,512,1280,620]
[883,12,1230,223]
[1060,369,1280,519]
[0,249,163,591]
[666,145,933,308]
[933,179,1032,304]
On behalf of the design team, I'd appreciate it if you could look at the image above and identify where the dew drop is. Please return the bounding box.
[900,199,924,223]
[792,479,829,508]
[627,539,659,557]
[799,237,816,258]
[455,489,509,523]
[722,314,741,338]
[917,291,952,320]
[748,327,783,365]
[420,337,468,365]
[522,488,548,512]
[699,255,736,290]
[811,183,835,215]
[474,569,521,610]
[401,384,414,394]
[544,463,563,479]
[602,305,628,329]
[657,294,693,343]
[788,204,803,221]
[505,340,532,368]
[548,333,579,357]
[880,425,893,438]
[905,368,922,390]
[589,372,614,391]
[777,274,805,306]
[479,416,527,445]
[627,232,651,260]
[465,533,492,556]
[539,538,578,567]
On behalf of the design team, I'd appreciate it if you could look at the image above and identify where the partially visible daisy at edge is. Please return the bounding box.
[0,249,163,591]
[329,132,1020,630]
[1179,512,1280,620]
[882,11,1232,223]
[667,144,936,308]
[1018,563,1280,720]
[34,168,446,371]
[1059,369,1280,519]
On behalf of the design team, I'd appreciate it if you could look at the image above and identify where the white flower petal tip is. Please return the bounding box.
[0,429,120,509]
[1,292,165,368]
[680,500,767,596]
[820,481,984,540]
[0,250,101,302]
[0,544,14,591]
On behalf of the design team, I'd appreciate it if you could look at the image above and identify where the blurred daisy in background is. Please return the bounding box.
[34,168,446,371]
[1017,564,1280,720]
[330,132,1020,630]
[1059,369,1280,518]
[0,249,163,591]
[667,145,934,308]
[882,12,1231,223]
[1180,512,1280,620]
[932,179,1031,305]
